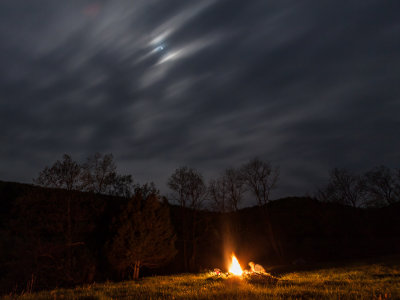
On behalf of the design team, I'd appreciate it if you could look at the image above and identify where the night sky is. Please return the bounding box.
[1,1,400,200]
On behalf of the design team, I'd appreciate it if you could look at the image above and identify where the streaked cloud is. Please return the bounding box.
[1,0,400,201]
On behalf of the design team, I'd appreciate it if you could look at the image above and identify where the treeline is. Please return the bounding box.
[0,153,399,294]
[317,167,400,208]
[0,153,177,293]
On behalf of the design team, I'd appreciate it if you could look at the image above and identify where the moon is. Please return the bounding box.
[154,44,166,53]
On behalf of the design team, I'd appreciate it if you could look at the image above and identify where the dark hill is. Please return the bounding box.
[1,181,399,294]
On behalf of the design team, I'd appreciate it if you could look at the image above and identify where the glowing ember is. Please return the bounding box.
[229,254,243,276]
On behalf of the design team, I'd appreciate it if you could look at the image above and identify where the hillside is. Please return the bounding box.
[1,181,400,294]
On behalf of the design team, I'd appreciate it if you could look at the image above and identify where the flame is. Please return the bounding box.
[229,254,243,276]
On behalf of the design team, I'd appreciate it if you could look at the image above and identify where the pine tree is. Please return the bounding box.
[107,185,176,279]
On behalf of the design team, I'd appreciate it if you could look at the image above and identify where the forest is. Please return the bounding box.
[0,153,399,295]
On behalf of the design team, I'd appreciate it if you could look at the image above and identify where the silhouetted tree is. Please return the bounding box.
[35,153,133,198]
[168,166,207,210]
[240,158,282,261]
[223,167,246,211]
[318,168,366,207]
[209,168,245,212]
[240,158,279,207]
[363,166,399,207]
[33,153,132,280]
[80,153,133,197]
[167,166,207,271]
[106,185,176,280]
[111,174,134,198]
[34,154,81,191]
[34,154,82,274]
[208,178,229,212]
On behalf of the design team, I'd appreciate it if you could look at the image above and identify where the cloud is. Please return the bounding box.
[1,0,400,203]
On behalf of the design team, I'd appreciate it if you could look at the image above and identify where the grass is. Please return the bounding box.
[3,258,400,299]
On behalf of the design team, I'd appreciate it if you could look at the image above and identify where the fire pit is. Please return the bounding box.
[208,253,279,285]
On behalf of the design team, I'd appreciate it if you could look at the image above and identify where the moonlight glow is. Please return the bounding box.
[155,44,165,52]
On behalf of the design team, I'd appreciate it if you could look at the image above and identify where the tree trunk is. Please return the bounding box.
[263,207,283,263]
[133,261,140,280]
[189,241,196,271]
[66,195,72,278]
[189,210,198,271]
[181,208,189,271]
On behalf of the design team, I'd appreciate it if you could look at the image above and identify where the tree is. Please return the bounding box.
[168,166,207,210]
[209,168,245,212]
[223,167,246,211]
[34,154,82,274]
[109,174,134,198]
[240,158,282,261]
[106,185,176,280]
[35,153,133,198]
[33,153,133,281]
[363,166,399,207]
[167,166,207,271]
[208,178,229,213]
[34,154,81,191]
[318,168,366,207]
[240,157,279,207]
[80,153,133,197]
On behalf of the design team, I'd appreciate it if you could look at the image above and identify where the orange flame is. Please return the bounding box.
[228,254,243,276]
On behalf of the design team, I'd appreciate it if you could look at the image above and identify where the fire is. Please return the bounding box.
[228,254,243,276]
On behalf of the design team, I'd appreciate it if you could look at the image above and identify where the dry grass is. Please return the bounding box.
[3,258,400,299]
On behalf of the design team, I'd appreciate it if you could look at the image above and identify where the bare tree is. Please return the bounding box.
[224,167,246,211]
[240,158,282,261]
[168,166,207,210]
[318,168,366,207]
[80,153,116,194]
[35,154,81,191]
[36,153,133,197]
[364,166,399,207]
[240,158,279,206]
[34,153,133,278]
[34,154,82,275]
[167,166,207,271]
[110,174,134,198]
[209,167,245,212]
[208,178,229,212]
[80,153,133,197]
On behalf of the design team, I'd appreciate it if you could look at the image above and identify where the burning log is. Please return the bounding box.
[206,254,279,285]
[248,261,266,273]
[245,261,279,285]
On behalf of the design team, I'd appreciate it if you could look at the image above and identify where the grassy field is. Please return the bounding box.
[3,258,400,299]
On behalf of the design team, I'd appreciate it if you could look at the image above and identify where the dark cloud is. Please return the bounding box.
[1,0,400,202]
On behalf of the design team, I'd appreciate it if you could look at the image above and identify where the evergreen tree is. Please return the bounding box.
[107,185,176,279]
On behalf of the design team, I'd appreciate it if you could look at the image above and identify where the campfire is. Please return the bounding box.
[228,254,243,276]
[208,253,278,285]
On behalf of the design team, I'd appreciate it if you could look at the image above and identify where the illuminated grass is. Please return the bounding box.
[4,259,400,299]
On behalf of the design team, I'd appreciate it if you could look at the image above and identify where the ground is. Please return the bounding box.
[4,257,400,299]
